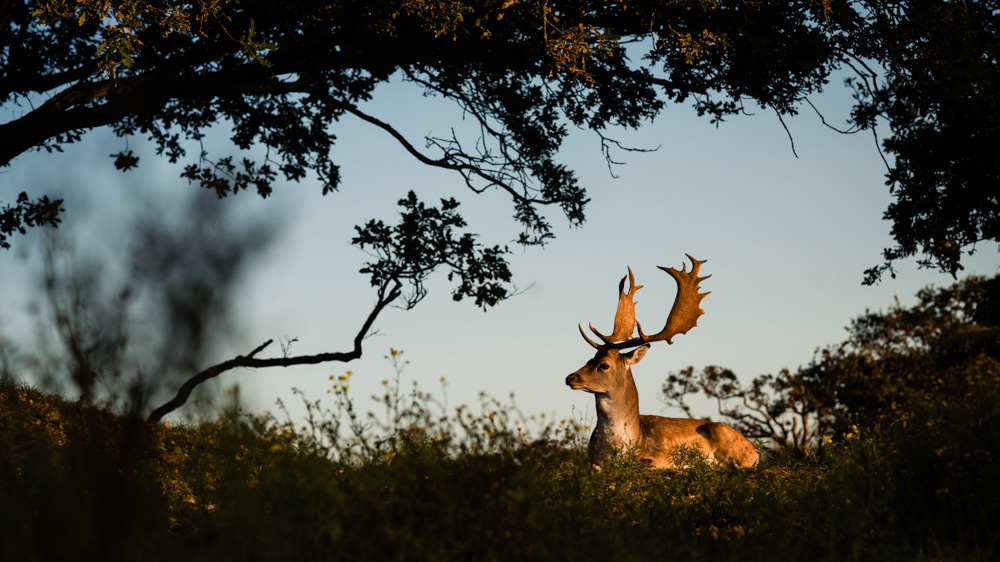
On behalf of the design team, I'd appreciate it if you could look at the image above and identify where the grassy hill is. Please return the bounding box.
[1,376,997,561]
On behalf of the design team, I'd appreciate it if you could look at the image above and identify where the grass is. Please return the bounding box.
[1,372,998,562]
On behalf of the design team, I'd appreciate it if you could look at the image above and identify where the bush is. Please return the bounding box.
[1,363,998,561]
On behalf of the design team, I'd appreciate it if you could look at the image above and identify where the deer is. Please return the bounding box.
[565,254,759,469]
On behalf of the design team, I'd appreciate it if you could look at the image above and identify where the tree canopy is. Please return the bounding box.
[4,0,997,283]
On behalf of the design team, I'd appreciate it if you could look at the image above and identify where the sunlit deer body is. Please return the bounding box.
[565,256,758,469]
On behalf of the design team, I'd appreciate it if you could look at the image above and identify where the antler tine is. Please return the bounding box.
[587,266,643,346]
[578,323,602,349]
[647,254,710,344]
[588,323,614,345]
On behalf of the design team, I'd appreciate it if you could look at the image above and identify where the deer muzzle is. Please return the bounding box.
[565,372,584,389]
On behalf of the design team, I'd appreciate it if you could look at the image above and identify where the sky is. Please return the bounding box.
[2,72,998,432]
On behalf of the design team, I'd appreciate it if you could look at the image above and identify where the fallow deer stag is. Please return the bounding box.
[565,254,759,469]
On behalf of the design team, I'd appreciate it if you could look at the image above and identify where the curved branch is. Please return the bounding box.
[775,108,799,159]
[402,69,514,155]
[146,281,402,423]
[597,131,659,178]
[833,47,882,99]
[803,97,861,135]
[0,65,97,101]
[343,104,556,207]
[0,61,319,167]
[342,104,454,169]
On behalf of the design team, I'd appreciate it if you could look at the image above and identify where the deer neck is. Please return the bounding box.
[593,370,642,450]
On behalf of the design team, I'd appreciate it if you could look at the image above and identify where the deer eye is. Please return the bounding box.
[598,363,610,372]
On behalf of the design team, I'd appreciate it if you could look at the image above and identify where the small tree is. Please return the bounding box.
[662,275,1000,449]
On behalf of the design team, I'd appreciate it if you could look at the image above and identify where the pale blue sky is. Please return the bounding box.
[2,73,997,428]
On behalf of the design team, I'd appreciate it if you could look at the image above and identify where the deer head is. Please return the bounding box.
[565,345,650,395]
[566,254,710,399]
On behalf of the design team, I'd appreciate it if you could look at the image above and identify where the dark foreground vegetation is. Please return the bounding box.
[1,363,997,562]
[1,273,998,561]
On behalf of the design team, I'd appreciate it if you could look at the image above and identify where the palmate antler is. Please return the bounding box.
[579,254,711,350]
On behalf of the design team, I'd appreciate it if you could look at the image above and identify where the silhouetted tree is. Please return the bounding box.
[4,1,998,278]
[662,275,1000,449]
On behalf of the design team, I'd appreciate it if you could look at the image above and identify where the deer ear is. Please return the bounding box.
[625,344,651,365]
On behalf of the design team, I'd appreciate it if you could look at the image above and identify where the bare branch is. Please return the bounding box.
[343,104,556,208]
[775,109,799,159]
[834,48,883,100]
[597,131,659,178]
[803,97,860,135]
[147,281,402,423]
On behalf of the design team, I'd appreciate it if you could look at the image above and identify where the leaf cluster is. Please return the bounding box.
[0,192,63,250]
[839,1,1000,282]
[352,191,513,309]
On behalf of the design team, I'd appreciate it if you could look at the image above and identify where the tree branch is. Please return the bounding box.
[342,104,555,207]
[775,108,799,159]
[0,65,97,102]
[0,61,317,167]
[146,281,402,423]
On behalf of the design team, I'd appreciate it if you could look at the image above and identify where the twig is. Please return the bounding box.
[775,109,798,159]
[147,281,402,423]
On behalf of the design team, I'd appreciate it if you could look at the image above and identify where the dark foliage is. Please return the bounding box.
[846,1,1000,282]
[1,367,997,561]
[352,191,513,309]
[663,274,1000,449]
[5,1,996,277]
[0,192,63,249]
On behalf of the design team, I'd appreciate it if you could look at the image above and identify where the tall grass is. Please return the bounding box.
[1,356,997,561]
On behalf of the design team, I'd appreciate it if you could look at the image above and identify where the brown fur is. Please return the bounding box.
[637,416,759,468]
[567,346,759,469]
